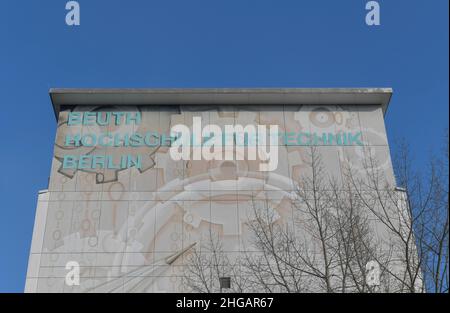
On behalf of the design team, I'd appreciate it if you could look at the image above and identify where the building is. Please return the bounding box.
[26,88,403,293]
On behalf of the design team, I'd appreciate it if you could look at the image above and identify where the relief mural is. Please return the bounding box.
[33,104,394,292]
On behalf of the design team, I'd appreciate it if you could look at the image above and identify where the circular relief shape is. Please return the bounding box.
[91,209,101,220]
[52,230,62,241]
[128,228,137,239]
[184,213,193,223]
[96,173,105,184]
[88,236,98,247]
[108,182,125,201]
[310,107,335,128]
[334,112,343,125]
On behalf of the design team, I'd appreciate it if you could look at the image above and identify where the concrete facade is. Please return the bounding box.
[25,88,397,292]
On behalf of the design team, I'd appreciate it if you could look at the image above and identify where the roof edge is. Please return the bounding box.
[49,88,393,120]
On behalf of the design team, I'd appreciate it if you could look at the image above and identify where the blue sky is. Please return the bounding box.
[0,0,448,292]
